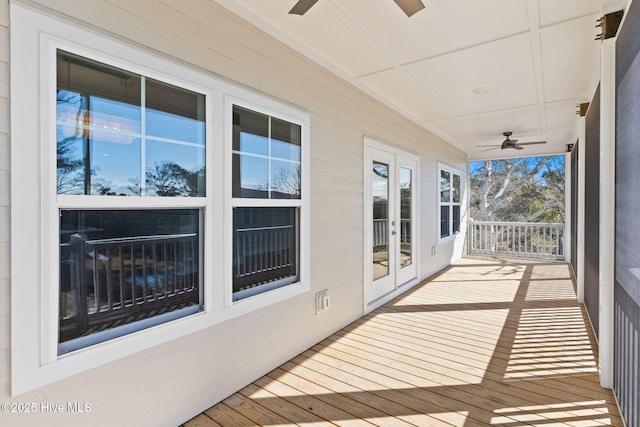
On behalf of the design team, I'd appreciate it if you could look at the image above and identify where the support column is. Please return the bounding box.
[576,110,586,304]
[564,152,571,264]
[598,36,615,389]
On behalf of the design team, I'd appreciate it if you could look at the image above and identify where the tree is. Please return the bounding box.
[56,90,87,194]
[470,156,565,223]
[139,161,205,197]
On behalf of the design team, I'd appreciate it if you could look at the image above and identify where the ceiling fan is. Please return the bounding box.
[477,132,547,152]
[289,0,426,17]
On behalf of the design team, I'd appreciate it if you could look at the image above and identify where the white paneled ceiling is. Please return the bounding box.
[214,0,625,159]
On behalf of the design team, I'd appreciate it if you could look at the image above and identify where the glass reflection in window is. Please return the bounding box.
[56,50,205,196]
[232,105,301,199]
[440,169,451,202]
[372,162,389,280]
[453,174,461,203]
[400,167,412,268]
[232,207,299,301]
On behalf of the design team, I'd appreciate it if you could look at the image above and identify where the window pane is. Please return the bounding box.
[233,106,269,155]
[233,207,299,301]
[57,51,142,195]
[440,170,451,202]
[56,50,206,197]
[373,162,389,280]
[90,134,141,195]
[453,174,461,203]
[232,153,269,198]
[400,167,412,268]
[145,141,205,196]
[56,122,87,195]
[145,78,205,144]
[440,205,450,238]
[232,105,302,199]
[453,205,461,234]
[271,117,301,161]
[59,209,201,354]
[271,160,301,199]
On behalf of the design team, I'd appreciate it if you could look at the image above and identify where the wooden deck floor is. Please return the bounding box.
[184,256,624,426]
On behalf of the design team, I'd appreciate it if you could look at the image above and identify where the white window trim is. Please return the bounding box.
[10,4,310,395]
[437,163,462,243]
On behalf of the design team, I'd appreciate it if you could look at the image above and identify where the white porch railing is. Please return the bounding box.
[468,220,565,260]
[373,219,411,248]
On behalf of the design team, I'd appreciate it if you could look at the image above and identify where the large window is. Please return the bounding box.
[11,6,309,394]
[439,166,461,239]
[56,51,205,353]
[231,105,303,301]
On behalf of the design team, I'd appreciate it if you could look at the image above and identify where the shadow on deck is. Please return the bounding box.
[185,256,623,426]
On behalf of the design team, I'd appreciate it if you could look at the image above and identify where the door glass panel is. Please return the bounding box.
[399,167,412,268]
[372,162,389,280]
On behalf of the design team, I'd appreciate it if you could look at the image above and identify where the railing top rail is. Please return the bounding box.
[83,233,197,245]
[236,225,294,233]
[469,220,564,227]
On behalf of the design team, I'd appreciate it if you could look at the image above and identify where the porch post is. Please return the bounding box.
[598,35,615,389]
[576,111,586,304]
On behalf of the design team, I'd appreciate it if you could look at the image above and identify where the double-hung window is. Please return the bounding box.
[230,103,304,302]
[439,165,461,239]
[56,51,206,354]
[11,5,309,394]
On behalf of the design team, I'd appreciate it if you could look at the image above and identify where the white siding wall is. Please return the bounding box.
[0,0,467,425]
[0,0,10,416]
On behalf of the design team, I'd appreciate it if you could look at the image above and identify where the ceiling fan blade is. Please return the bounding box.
[482,147,500,152]
[289,0,320,15]
[517,141,547,146]
[476,144,500,147]
[513,145,525,150]
[393,0,425,17]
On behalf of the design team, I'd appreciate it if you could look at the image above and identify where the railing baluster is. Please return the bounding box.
[92,250,99,314]
[118,246,124,308]
[152,242,158,300]
[106,247,113,311]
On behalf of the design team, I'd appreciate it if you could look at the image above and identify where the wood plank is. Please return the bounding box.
[182,413,221,427]
[223,392,298,427]
[203,403,257,427]
[256,371,377,427]
[197,257,624,427]
[238,381,335,426]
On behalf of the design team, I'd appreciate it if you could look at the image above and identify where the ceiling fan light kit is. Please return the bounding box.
[289,0,425,17]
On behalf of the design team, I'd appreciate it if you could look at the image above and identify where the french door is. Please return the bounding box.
[364,139,418,310]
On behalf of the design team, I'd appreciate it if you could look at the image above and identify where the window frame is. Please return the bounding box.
[437,163,462,242]
[10,5,310,395]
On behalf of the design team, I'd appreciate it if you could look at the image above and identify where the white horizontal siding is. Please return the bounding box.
[1,1,468,426]
[0,0,9,401]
